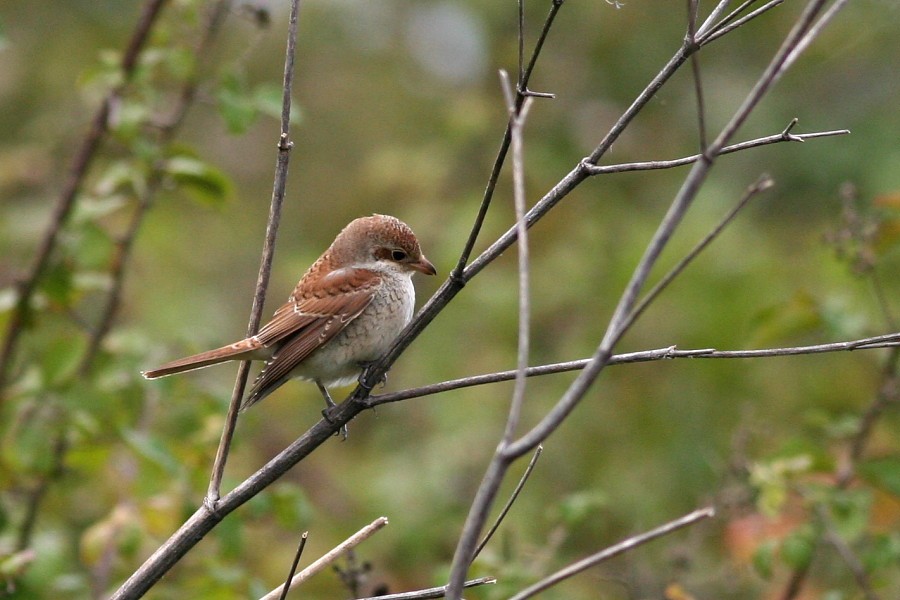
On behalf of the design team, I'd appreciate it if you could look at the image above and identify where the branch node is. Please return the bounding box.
[578,157,601,176]
[781,118,804,142]
[517,85,556,99]
[202,494,222,517]
[448,267,468,289]
[278,133,294,151]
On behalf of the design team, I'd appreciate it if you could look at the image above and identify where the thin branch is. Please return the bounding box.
[355,577,496,600]
[367,334,900,407]
[473,446,543,561]
[699,0,786,46]
[0,0,170,399]
[278,532,308,600]
[500,70,534,443]
[581,124,849,175]
[452,0,563,279]
[628,174,774,326]
[697,0,741,36]
[15,426,68,551]
[507,507,715,600]
[687,0,709,152]
[206,0,301,508]
[817,506,882,600]
[261,517,389,600]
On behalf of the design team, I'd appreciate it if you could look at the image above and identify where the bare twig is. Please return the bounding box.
[0,0,170,398]
[367,333,900,407]
[500,69,534,443]
[355,577,496,600]
[505,0,841,463]
[507,507,715,600]
[261,517,388,600]
[206,0,301,508]
[687,0,708,152]
[278,532,308,600]
[581,125,848,174]
[629,174,774,326]
[453,0,563,278]
[699,0,786,45]
[473,446,543,560]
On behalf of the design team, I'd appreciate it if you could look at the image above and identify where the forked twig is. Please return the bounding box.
[473,446,543,560]
[453,0,563,276]
[581,123,848,175]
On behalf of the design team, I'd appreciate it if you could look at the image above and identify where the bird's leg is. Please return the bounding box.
[357,361,387,391]
[317,381,348,440]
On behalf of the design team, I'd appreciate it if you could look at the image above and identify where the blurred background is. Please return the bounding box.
[1,1,899,598]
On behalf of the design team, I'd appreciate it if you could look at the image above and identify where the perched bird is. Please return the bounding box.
[142,214,436,416]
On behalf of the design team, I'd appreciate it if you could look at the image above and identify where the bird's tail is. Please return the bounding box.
[142,338,262,379]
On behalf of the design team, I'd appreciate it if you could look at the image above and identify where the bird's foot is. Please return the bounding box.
[357,361,387,391]
[317,382,348,440]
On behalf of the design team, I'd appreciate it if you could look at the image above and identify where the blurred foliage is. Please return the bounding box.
[1,0,900,599]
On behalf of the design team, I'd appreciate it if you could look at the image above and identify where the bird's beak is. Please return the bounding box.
[412,255,437,276]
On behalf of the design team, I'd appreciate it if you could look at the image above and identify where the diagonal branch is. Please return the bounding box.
[508,507,715,600]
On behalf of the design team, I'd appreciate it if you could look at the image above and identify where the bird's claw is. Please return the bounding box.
[317,381,348,440]
[357,361,387,391]
[320,406,348,440]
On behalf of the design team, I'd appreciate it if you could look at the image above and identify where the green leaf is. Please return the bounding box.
[747,290,823,346]
[216,70,258,134]
[752,539,776,580]
[164,156,231,206]
[42,335,87,386]
[857,456,900,496]
[122,430,182,475]
[252,83,302,125]
[780,526,816,570]
[39,260,75,307]
[555,490,609,526]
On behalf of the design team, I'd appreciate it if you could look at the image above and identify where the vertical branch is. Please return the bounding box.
[501,73,533,442]
[206,0,302,507]
[686,0,709,152]
[0,0,170,399]
[445,72,535,600]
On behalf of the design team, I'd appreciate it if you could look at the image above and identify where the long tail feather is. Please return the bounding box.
[142,338,262,379]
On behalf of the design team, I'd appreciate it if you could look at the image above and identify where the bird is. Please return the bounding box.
[142,214,436,421]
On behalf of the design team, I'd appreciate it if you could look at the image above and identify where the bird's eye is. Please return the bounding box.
[391,249,408,261]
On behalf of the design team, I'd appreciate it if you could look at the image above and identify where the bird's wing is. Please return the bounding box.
[242,268,381,408]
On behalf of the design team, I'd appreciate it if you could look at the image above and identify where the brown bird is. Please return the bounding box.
[142,214,436,416]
